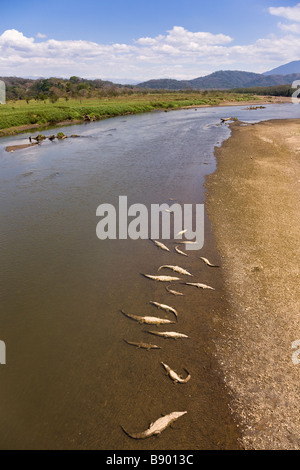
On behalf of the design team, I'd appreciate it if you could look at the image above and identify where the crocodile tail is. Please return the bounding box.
[121,310,131,319]
[121,426,148,440]
[183,369,192,382]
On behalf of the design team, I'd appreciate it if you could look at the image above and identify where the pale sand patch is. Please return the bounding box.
[206,119,300,450]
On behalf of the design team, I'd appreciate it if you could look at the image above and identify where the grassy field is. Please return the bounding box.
[0,91,258,134]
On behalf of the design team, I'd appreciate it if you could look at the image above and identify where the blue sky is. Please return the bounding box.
[1,0,300,81]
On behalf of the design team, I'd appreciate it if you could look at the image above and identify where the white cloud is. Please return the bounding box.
[269,3,300,35]
[137,26,233,49]
[278,22,300,33]
[36,32,47,39]
[0,29,35,50]
[269,3,300,22]
[0,24,300,81]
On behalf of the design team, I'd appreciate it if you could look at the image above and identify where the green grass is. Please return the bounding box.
[0,92,257,133]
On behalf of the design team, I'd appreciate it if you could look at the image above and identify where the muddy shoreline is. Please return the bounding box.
[206,118,300,450]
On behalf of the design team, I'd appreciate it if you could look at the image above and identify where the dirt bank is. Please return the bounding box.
[206,119,300,450]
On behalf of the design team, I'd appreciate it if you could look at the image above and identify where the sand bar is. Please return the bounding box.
[206,118,300,450]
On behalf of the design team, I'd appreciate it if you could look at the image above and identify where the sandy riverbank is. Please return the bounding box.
[206,118,300,449]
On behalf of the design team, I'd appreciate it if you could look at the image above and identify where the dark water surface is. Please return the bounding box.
[0,104,299,449]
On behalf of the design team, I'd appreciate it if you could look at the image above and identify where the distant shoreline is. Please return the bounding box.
[179,96,291,109]
[0,95,291,139]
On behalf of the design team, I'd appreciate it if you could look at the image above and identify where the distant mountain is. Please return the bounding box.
[104,78,141,85]
[264,61,300,76]
[138,70,300,90]
[189,71,286,89]
[136,78,191,90]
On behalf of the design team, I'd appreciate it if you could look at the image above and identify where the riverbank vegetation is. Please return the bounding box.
[0,89,260,135]
[232,84,293,97]
[0,76,293,135]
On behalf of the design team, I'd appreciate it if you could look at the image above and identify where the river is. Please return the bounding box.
[0,103,299,449]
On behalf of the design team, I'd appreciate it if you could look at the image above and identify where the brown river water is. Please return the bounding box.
[0,104,298,450]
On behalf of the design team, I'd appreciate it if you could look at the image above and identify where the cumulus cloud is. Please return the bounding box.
[0,23,300,80]
[36,32,47,39]
[269,3,300,22]
[0,29,35,50]
[269,3,300,36]
[278,22,300,33]
[0,27,235,79]
[137,26,233,48]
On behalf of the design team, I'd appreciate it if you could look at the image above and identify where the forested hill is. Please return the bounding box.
[1,71,300,101]
[138,70,300,90]
[0,76,126,101]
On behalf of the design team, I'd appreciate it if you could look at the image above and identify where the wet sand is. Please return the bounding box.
[206,119,300,450]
